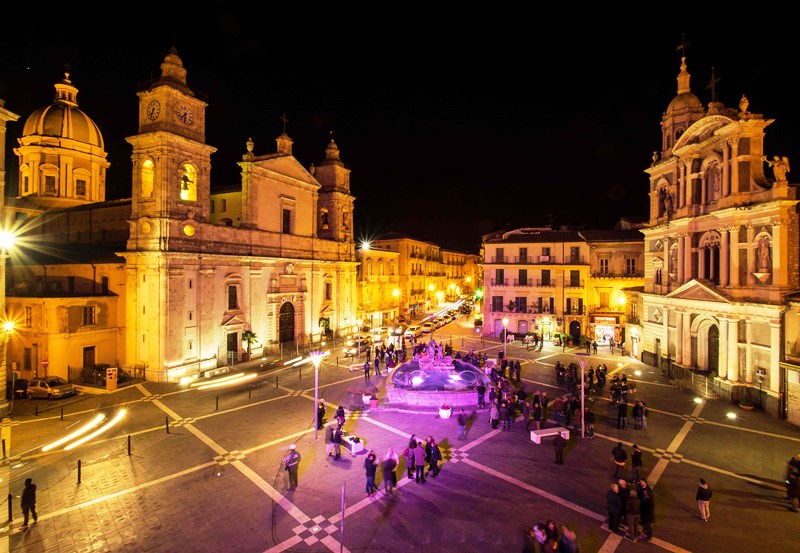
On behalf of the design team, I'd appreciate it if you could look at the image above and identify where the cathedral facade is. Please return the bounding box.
[1,49,358,384]
[639,54,800,419]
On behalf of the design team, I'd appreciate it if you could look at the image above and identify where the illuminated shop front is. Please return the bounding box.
[590,315,620,344]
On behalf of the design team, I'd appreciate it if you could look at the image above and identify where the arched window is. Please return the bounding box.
[141,159,155,198]
[179,163,197,201]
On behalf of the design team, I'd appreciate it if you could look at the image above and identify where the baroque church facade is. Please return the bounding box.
[639,53,800,421]
[1,48,358,384]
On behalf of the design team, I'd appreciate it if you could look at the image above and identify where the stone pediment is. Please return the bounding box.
[254,156,319,187]
[220,314,248,327]
[666,279,730,303]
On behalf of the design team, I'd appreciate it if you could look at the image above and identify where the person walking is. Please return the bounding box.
[428,440,442,477]
[456,409,467,440]
[413,440,427,483]
[364,451,378,496]
[696,478,712,521]
[631,444,644,482]
[283,444,301,490]
[381,449,398,494]
[612,442,627,479]
[788,454,800,512]
[557,526,579,553]
[606,482,623,534]
[632,400,643,429]
[513,360,521,382]
[335,405,346,428]
[625,488,641,542]
[585,408,595,438]
[552,432,566,464]
[20,477,38,529]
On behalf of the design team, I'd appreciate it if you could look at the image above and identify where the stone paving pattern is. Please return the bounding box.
[2,331,799,553]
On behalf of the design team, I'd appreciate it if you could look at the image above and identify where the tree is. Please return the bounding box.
[242,330,258,360]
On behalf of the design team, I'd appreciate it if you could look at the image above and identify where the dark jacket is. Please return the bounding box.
[696,482,712,501]
[607,488,623,515]
[632,448,643,468]
[626,494,641,516]
[325,424,334,444]
[552,434,567,453]
[639,490,655,523]
[21,482,36,509]
[612,445,627,465]
[364,456,377,477]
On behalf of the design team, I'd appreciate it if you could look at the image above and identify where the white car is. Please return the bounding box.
[404,325,421,339]
[421,321,435,334]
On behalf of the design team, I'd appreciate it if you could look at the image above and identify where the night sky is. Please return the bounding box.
[2,10,798,254]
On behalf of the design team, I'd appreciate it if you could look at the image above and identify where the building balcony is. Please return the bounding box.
[485,256,588,264]
[489,278,554,288]
[564,280,585,288]
[592,271,645,278]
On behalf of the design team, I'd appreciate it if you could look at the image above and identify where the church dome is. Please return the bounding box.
[666,91,703,114]
[21,73,104,149]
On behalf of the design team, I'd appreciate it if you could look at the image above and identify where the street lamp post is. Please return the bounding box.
[0,230,14,411]
[502,316,509,359]
[756,368,766,410]
[575,352,590,438]
[310,350,325,440]
[357,318,363,361]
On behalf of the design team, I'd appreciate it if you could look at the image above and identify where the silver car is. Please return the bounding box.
[26,376,79,399]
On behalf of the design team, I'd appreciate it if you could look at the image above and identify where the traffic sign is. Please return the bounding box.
[41,359,49,368]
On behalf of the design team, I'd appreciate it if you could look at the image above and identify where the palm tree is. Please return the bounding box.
[242,330,258,361]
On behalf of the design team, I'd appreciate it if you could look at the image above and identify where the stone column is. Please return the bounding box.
[662,307,669,361]
[719,318,729,377]
[678,233,685,283]
[722,140,730,196]
[730,138,740,195]
[676,310,684,365]
[720,227,729,286]
[682,312,692,366]
[727,318,738,382]
[730,225,740,287]
[745,319,753,384]
[698,244,706,280]
[770,322,781,392]
[684,234,693,281]
[746,225,756,286]
[772,219,785,286]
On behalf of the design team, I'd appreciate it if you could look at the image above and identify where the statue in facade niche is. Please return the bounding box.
[758,236,771,271]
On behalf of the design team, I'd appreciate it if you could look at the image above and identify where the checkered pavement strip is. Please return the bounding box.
[680,414,706,423]
[213,450,246,466]
[646,399,706,486]
[169,417,198,428]
[139,394,166,402]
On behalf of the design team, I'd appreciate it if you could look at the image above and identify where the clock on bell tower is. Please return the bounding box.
[125,47,216,250]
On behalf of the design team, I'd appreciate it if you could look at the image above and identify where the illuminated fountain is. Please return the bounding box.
[386,353,492,409]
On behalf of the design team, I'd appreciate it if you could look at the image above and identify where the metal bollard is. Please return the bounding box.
[216,396,219,411]
[2,438,5,459]
[248,389,252,399]
[61,406,64,421]
[275,376,278,388]
[128,435,132,456]
[35,403,38,416]
[166,416,170,434]
[77,460,82,484]
[7,493,11,522]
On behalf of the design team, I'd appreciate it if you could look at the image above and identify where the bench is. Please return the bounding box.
[530,427,570,444]
[341,433,364,455]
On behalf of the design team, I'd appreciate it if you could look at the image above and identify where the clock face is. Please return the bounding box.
[175,104,194,125]
[146,100,161,120]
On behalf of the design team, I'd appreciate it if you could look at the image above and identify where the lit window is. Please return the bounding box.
[626,258,637,275]
[75,179,87,196]
[25,306,32,327]
[599,259,609,274]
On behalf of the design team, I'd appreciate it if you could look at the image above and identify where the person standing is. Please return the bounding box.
[365,345,371,363]
[364,451,378,496]
[696,478,712,521]
[606,482,623,534]
[363,360,371,382]
[489,400,500,429]
[513,360,521,383]
[325,423,336,457]
[428,440,442,477]
[381,450,397,494]
[373,357,381,377]
[456,409,467,440]
[476,383,486,408]
[413,440,427,483]
[787,454,800,512]
[612,442,627,479]
[585,408,595,438]
[625,488,641,542]
[283,444,301,490]
[617,400,628,429]
[552,432,566,464]
[317,402,326,430]
[403,441,416,480]
[631,444,644,482]
[557,526,579,553]
[638,479,655,541]
[20,477,38,529]
[333,425,343,460]
[498,401,510,432]
[632,401,643,429]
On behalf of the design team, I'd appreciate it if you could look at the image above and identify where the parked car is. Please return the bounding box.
[421,321,435,334]
[391,324,406,337]
[26,376,79,399]
[80,364,132,386]
[404,325,421,339]
[344,334,373,357]
[370,327,390,342]
[6,378,28,399]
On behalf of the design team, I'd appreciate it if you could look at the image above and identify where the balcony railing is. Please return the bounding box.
[592,271,645,278]
[490,278,553,287]
[564,280,585,288]
[486,256,588,264]
[489,305,557,315]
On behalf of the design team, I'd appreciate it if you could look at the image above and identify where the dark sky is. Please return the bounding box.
[2,10,798,254]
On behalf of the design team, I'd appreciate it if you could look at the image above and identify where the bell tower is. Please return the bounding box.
[315,133,355,244]
[125,48,216,251]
